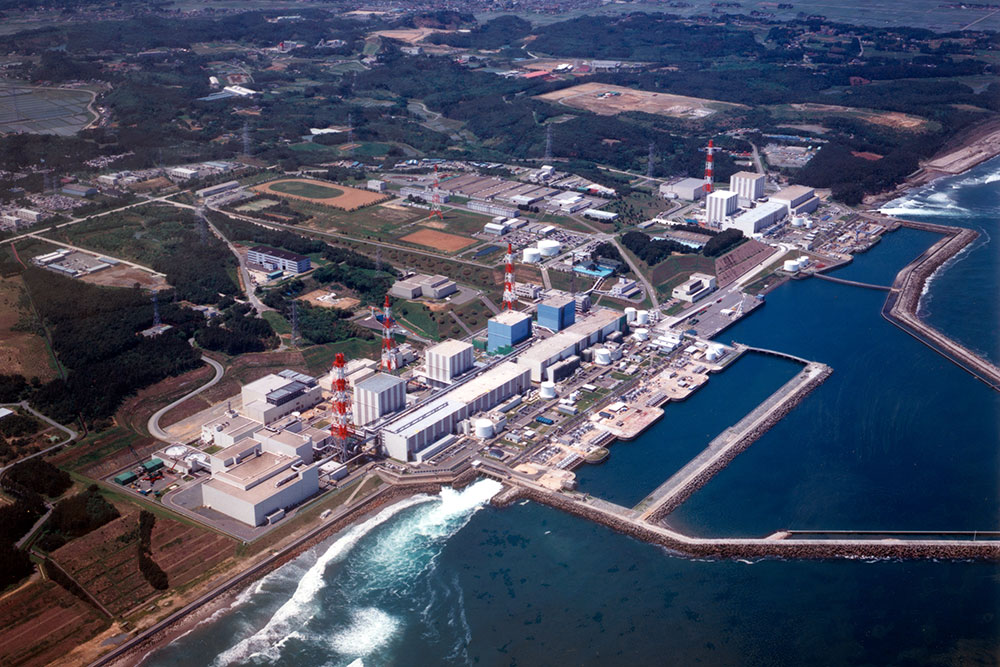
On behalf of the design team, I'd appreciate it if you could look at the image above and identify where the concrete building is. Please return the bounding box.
[389,274,458,300]
[671,273,717,303]
[241,370,322,425]
[659,178,707,201]
[425,340,474,384]
[201,433,319,526]
[61,184,96,197]
[352,373,406,426]
[16,209,44,223]
[536,295,576,332]
[515,283,543,300]
[381,362,530,462]
[730,171,765,201]
[487,310,532,352]
[772,185,820,215]
[483,221,509,235]
[517,308,625,382]
[367,179,387,192]
[169,166,202,181]
[706,190,739,225]
[196,180,241,199]
[726,201,787,236]
[583,209,619,222]
[610,278,640,298]
[468,200,516,218]
[247,246,311,274]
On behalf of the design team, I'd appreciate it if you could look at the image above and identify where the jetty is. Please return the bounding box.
[882,220,1000,391]
[811,273,891,291]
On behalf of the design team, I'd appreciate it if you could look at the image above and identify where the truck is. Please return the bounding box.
[535,416,554,425]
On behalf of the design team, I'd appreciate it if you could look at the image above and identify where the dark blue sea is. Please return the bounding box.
[145,158,1000,666]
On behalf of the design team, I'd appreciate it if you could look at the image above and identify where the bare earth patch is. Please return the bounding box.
[400,228,476,252]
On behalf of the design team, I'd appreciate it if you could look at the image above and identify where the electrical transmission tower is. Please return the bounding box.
[375,246,382,272]
[290,301,299,347]
[197,206,208,244]
[544,125,553,161]
[241,121,251,158]
[502,243,516,310]
[347,113,355,157]
[151,293,161,327]
[647,142,656,179]
[428,165,444,220]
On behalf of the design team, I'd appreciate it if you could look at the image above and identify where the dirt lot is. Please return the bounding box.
[80,265,168,290]
[536,82,741,119]
[0,274,57,380]
[51,508,236,618]
[297,288,361,310]
[253,178,389,211]
[787,103,927,130]
[400,228,476,252]
[0,579,109,666]
[371,27,451,44]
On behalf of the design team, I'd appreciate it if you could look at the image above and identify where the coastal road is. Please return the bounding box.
[0,401,78,474]
[146,356,224,442]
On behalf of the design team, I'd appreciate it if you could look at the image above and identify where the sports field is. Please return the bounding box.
[0,83,97,135]
[253,178,388,211]
[400,228,476,252]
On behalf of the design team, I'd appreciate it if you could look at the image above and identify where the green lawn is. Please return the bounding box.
[269,180,344,199]
[262,310,291,334]
[301,338,382,372]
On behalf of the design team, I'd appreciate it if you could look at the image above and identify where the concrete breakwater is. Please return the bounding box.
[506,484,1000,562]
[882,221,1000,390]
[640,362,832,523]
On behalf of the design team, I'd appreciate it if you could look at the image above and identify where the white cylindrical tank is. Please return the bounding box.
[798,255,810,265]
[706,348,721,361]
[522,247,542,263]
[165,445,186,458]
[538,239,561,256]
[594,348,612,366]
[539,381,557,399]
[634,327,649,341]
[624,307,637,323]
[474,418,495,439]
[636,310,650,325]
[783,259,799,272]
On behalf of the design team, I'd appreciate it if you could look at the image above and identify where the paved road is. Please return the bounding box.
[0,402,78,474]
[204,217,271,312]
[146,356,225,442]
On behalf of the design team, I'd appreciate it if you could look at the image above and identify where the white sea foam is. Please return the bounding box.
[328,607,401,656]
[213,480,501,666]
[213,494,433,666]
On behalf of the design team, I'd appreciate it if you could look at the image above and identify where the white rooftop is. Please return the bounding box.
[448,362,527,404]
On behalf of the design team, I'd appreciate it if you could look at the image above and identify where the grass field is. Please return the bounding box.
[0,274,59,380]
[262,310,291,335]
[270,180,344,199]
[301,338,381,374]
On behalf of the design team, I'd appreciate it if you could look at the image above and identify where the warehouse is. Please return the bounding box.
[247,246,311,274]
[352,373,407,426]
[659,178,707,201]
[726,201,787,236]
[468,200,518,218]
[671,272,717,303]
[389,273,458,300]
[517,308,625,381]
[771,185,820,215]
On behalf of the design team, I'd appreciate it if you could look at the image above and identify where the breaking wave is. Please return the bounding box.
[212,479,501,666]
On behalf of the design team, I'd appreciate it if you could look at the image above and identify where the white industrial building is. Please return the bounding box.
[352,373,407,426]
[381,362,531,462]
[516,308,626,382]
[468,199,517,218]
[730,172,765,201]
[201,431,319,526]
[390,274,458,300]
[772,185,820,215]
[240,370,323,425]
[424,340,474,385]
[659,178,707,201]
[726,201,787,236]
[367,179,387,192]
[610,277,639,298]
[583,209,619,222]
[671,273,717,303]
[706,190,739,225]
[169,166,202,181]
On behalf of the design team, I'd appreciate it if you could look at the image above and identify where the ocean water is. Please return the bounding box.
[145,158,1000,666]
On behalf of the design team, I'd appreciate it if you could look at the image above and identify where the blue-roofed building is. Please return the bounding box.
[536,295,576,332]
[487,310,532,352]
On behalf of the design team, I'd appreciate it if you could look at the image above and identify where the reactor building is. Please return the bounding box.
[423,339,475,385]
[536,295,576,332]
[487,310,532,352]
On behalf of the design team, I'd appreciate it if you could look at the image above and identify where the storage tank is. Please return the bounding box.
[474,418,495,439]
[538,239,561,257]
[165,445,186,459]
[635,310,650,325]
[522,247,542,263]
[798,255,810,266]
[633,327,649,341]
[594,348,612,366]
[783,259,799,272]
[539,381,557,399]
[624,307,637,323]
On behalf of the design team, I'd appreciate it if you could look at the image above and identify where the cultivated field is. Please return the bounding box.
[254,178,389,211]
[0,580,109,666]
[51,509,236,617]
[400,228,476,252]
[0,83,97,135]
[536,83,742,119]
